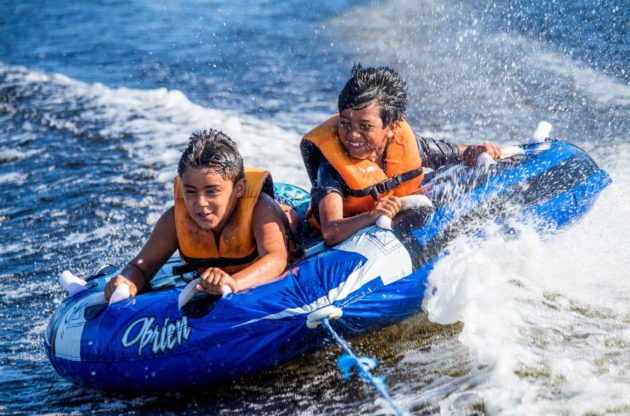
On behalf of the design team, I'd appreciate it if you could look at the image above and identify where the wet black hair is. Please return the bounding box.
[337,63,408,126]
[177,129,244,183]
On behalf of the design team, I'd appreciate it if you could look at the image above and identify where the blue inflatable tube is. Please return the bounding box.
[45,140,611,392]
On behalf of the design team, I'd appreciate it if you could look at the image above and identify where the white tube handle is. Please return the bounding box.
[376,194,433,230]
[108,283,130,304]
[59,270,87,296]
[476,151,496,168]
[178,277,232,309]
[60,270,130,305]
[529,121,552,144]
[499,145,525,159]
[476,145,526,169]
[178,278,199,309]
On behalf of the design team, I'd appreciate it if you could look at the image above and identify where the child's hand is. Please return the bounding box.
[481,142,501,160]
[104,274,138,301]
[370,196,402,221]
[463,142,502,165]
[196,268,239,295]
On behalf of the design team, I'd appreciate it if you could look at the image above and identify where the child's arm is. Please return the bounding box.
[104,208,179,300]
[318,192,402,246]
[458,142,502,165]
[195,193,290,294]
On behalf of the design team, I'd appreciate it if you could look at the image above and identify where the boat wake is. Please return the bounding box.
[421,183,630,414]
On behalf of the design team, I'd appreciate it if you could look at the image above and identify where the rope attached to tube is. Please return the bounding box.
[320,318,408,416]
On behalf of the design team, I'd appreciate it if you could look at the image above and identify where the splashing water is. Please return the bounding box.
[1,0,628,414]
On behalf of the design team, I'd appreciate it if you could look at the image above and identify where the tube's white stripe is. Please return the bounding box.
[234,226,412,327]
[54,293,104,361]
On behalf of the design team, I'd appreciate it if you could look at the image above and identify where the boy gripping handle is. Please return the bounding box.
[105,129,298,300]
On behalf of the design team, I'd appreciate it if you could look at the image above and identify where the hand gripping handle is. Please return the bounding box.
[178,277,232,309]
[376,194,433,230]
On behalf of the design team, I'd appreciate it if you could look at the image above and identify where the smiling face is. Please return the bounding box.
[181,167,244,234]
[337,101,395,164]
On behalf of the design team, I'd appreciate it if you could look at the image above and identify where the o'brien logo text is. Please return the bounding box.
[122,316,192,356]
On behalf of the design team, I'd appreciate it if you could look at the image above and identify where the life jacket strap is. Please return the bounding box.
[347,167,424,200]
[173,251,259,275]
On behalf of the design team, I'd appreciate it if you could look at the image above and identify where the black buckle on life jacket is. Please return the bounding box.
[369,188,379,201]
[349,167,424,199]
[172,251,259,275]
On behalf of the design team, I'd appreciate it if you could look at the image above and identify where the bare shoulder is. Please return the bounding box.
[253,193,283,224]
[161,206,176,222]
[133,206,178,273]
[154,206,175,227]
[151,206,177,239]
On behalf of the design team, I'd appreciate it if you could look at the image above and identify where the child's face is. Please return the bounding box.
[337,101,394,163]
[181,167,244,232]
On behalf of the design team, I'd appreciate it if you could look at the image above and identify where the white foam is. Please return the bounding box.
[532,52,630,107]
[324,10,630,411]
[0,281,42,302]
[0,242,22,256]
[64,225,117,246]
[0,171,27,185]
[0,148,37,163]
[1,63,311,188]
[422,179,630,414]
[81,80,310,186]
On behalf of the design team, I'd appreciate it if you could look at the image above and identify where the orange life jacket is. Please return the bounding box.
[302,114,424,217]
[173,167,274,275]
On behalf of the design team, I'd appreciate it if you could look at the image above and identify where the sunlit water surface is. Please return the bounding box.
[1,0,628,414]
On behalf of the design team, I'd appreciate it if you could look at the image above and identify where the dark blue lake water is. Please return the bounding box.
[1,0,628,414]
